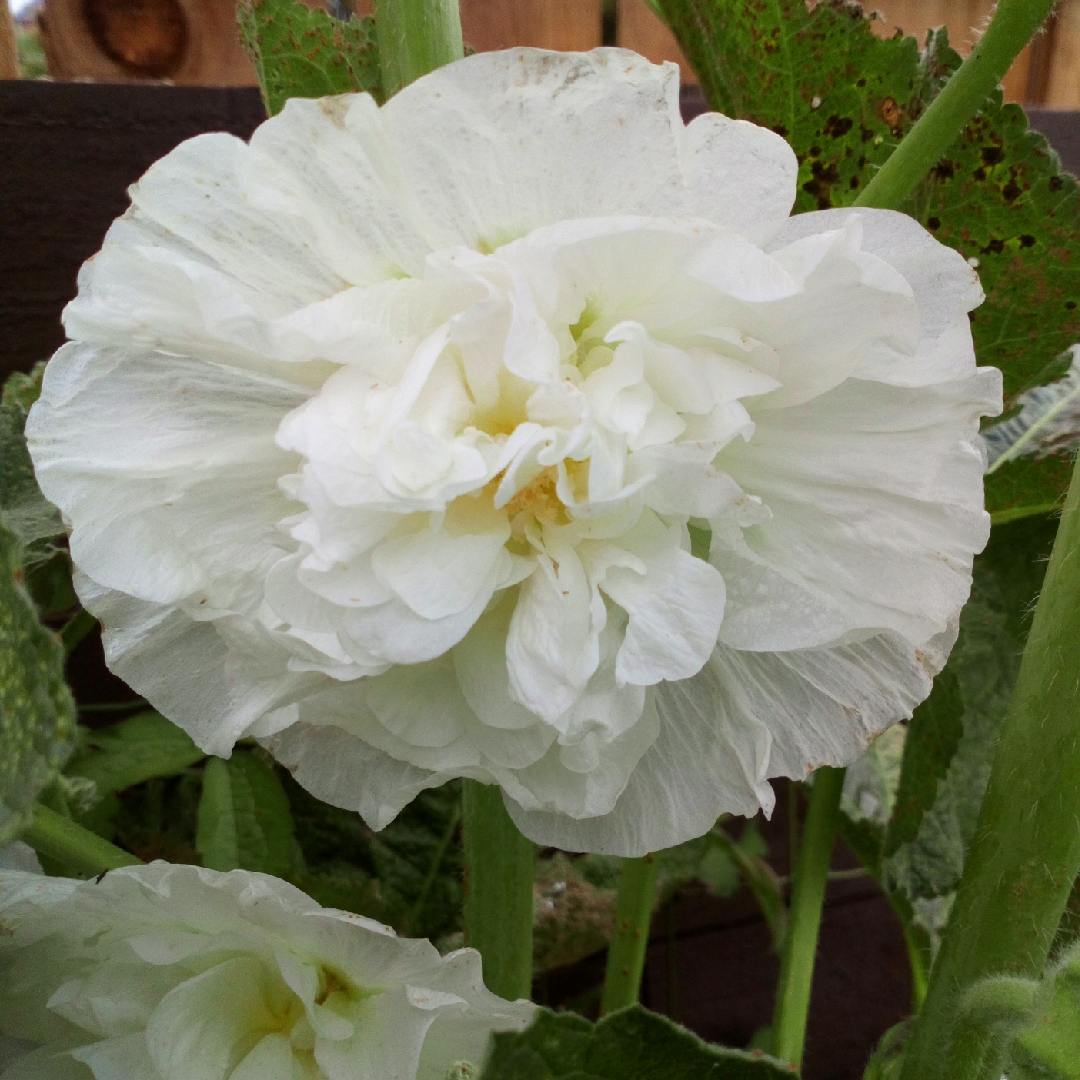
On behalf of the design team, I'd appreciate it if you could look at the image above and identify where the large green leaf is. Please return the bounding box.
[196,751,297,877]
[659,0,1080,521]
[65,711,205,796]
[0,523,77,843]
[882,513,1058,901]
[479,1006,796,1079]
[238,0,382,117]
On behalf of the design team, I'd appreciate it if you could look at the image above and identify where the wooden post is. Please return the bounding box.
[616,0,694,82]
[2,0,21,78]
[459,0,602,52]
[1042,0,1080,106]
[38,0,259,83]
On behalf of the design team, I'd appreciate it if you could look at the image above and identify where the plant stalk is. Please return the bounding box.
[855,0,1057,210]
[22,804,142,878]
[899,453,1080,1080]
[462,780,535,1001]
[771,766,845,1069]
[601,853,658,1014]
[374,0,463,98]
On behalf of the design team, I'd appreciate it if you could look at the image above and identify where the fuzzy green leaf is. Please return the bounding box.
[196,751,296,877]
[0,523,77,843]
[883,514,1058,900]
[66,711,205,796]
[480,1007,796,1080]
[238,0,382,117]
[0,363,64,562]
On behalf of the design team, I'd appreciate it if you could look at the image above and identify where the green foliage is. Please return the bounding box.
[197,751,298,877]
[923,941,1080,1079]
[284,772,464,942]
[882,513,1058,901]
[238,0,382,116]
[659,1,1080,521]
[66,711,205,797]
[534,853,615,974]
[479,1006,797,1079]
[0,364,75,614]
[0,523,78,844]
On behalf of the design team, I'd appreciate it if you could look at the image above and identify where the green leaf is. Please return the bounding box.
[65,711,205,796]
[238,0,382,117]
[983,348,1080,471]
[659,0,924,212]
[0,364,64,562]
[480,1006,797,1079]
[905,36,1080,522]
[196,751,297,877]
[659,1,1080,521]
[0,523,78,843]
[883,513,1058,900]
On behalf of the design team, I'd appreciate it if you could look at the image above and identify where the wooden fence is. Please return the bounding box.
[4,0,1080,105]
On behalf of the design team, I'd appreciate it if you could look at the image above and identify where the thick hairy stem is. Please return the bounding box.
[771,766,845,1069]
[900,453,1080,1080]
[22,804,142,877]
[462,781,535,1001]
[601,853,658,1014]
[855,0,1057,210]
[374,0,462,97]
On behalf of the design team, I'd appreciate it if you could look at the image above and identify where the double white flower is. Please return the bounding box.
[0,864,533,1080]
[27,49,1001,855]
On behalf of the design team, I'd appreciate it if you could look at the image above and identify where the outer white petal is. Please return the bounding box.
[26,343,306,613]
[714,371,1001,652]
[263,721,441,832]
[382,49,795,251]
[506,629,944,855]
[764,207,985,371]
[76,577,314,758]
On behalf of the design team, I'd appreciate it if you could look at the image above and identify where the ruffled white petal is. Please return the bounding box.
[506,629,945,855]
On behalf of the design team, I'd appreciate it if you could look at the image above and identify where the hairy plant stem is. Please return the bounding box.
[22,804,142,877]
[374,0,463,98]
[771,766,845,1069]
[855,0,1057,210]
[900,453,1080,1079]
[60,609,97,656]
[601,853,658,1014]
[462,780,535,1001]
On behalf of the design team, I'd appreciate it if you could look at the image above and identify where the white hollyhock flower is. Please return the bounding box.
[26,49,1001,856]
[0,863,533,1080]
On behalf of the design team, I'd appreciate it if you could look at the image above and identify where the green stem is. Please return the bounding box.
[22,804,142,878]
[462,780,535,1001]
[374,0,463,98]
[771,766,845,1069]
[899,453,1080,1080]
[601,853,658,1014]
[60,609,96,657]
[855,0,1056,210]
[402,801,461,937]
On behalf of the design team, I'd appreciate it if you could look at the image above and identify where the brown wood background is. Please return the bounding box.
[8,0,1080,105]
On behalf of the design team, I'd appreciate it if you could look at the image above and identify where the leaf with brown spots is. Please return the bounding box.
[902,32,1080,522]
[238,0,382,117]
[658,0,925,211]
